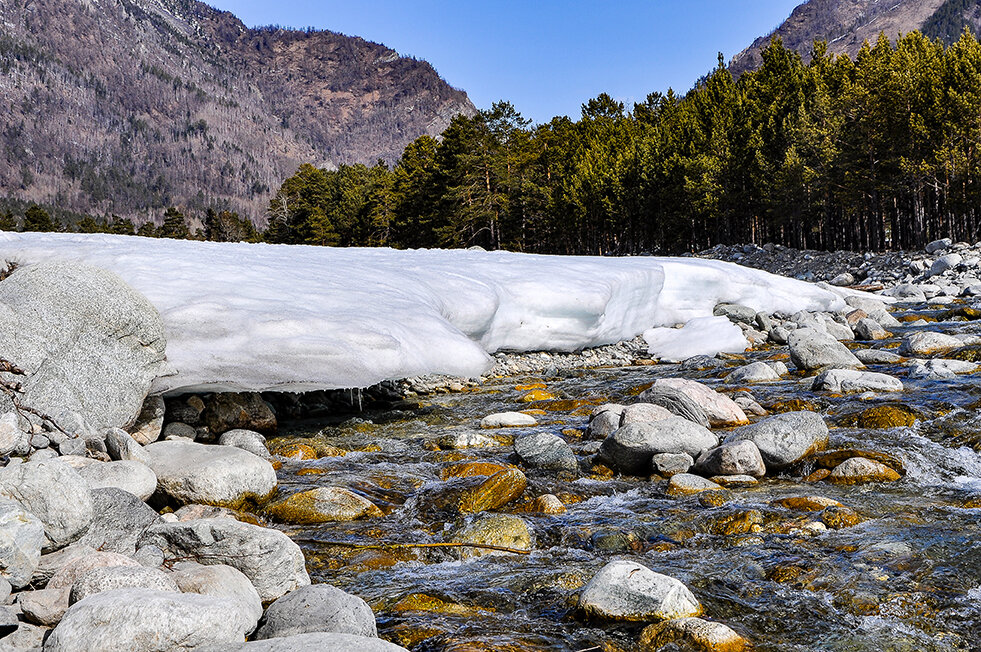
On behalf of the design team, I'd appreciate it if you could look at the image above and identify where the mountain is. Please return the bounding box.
[730,0,981,76]
[0,0,475,222]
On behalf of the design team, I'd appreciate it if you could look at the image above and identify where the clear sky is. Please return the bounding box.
[209,0,802,125]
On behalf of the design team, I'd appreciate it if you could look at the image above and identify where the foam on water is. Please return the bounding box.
[1,232,854,393]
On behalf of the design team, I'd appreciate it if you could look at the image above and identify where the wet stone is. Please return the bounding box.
[578,560,702,622]
[667,474,722,497]
[266,487,383,524]
[827,457,902,484]
[651,452,694,477]
[449,513,532,559]
[821,506,864,529]
[458,468,527,514]
[640,617,750,652]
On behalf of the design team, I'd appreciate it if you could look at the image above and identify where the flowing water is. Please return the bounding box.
[266,301,981,651]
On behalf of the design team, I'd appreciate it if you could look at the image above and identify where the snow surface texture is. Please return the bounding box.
[1,233,856,393]
[642,317,748,363]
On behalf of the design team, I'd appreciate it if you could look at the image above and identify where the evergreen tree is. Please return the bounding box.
[0,211,16,231]
[158,207,190,239]
[22,205,55,232]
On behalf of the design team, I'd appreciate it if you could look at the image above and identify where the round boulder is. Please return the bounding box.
[578,560,702,622]
[599,418,718,475]
[255,584,376,640]
[726,412,829,470]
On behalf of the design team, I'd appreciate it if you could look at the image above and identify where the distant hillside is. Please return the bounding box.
[730,0,981,76]
[0,0,475,222]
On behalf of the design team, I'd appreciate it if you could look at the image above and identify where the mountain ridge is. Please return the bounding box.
[0,0,475,222]
[730,0,981,76]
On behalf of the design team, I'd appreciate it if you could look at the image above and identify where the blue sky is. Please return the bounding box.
[209,0,802,124]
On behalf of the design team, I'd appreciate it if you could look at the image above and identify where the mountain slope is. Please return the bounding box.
[730,0,981,76]
[0,0,475,221]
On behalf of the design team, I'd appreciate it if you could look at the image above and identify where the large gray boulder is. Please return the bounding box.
[0,412,29,457]
[78,488,162,556]
[599,419,718,476]
[254,584,376,640]
[208,633,410,652]
[639,379,746,426]
[77,460,157,501]
[0,459,93,551]
[0,497,45,588]
[169,562,262,630]
[144,440,277,507]
[0,262,168,431]
[899,331,963,357]
[68,566,179,605]
[514,432,578,471]
[578,560,702,622]
[138,518,310,602]
[44,588,253,651]
[788,328,862,371]
[218,429,269,459]
[726,412,829,470]
[811,368,904,393]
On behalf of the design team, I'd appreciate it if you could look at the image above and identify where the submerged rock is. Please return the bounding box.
[450,513,532,559]
[641,617,749,651]
[827,457,902,484]
[265,487,383,524]
[578,560,702,622]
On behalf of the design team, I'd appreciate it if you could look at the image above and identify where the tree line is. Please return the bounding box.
[8,30,981,254]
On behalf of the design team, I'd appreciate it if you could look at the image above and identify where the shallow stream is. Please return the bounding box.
[267,300,981,651]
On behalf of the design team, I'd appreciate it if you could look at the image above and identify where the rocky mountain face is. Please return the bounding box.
[0,0,475,221]
[731,0,981,76]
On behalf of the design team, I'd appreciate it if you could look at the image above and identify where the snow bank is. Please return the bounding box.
[643,317,748,362]
[0,233,851,393]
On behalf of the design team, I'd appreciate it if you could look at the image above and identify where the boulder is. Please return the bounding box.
[926,238,952,254]
[650,452,694,477]
[0,459,93,551]
[265,487,382,524]
[77,460,157,501]
[207,633,409,652]
[908,358,978,379]
[514,432,578,471]
[104,428,152,464]
[218,429,269,459]
[78,488,161,556]
[0,262,168,431]
[68,566,179,605]
[853,318,889,341]
[144,440,277,507]
[0,497,45,588]
[725,362,780,384]
[479,412,537,428]
[641,617,750,651]
[827,457,902,484]
[169,561,262,629]
[435,431,497,450]
[640,379,746,426]
[578,560,702,622]
[129,396,165,446]
[726,412,829,470]
[457,468,527,515]
[587,405,625,439]
[138,518,310,602]
[0,412,29,457]
[33,542,97,586]
[254,584,377,640]
[620,403,675,426]
[44,588,254,651]
[899,331,964,357]
[635,386,711,428]
[811,369,904,393]
[665,474,722,496]
[449,513,532,559]
[854,349,902,365]
[693,440,766,478]
[599,419,718,475]
[788,328,862,371]
[202,393,276,436]
[713,303,757,324]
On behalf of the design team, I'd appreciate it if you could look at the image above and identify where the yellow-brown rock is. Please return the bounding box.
[390,593,490,616]
[450,513,532,558]
[440,461,510,480]
[520,390,556,402]
[667,474,723,497]
[641,617,750,652]
[820,505,864,529]
[827,457,902,484]
[804,468,831,482]
[809,449,905,475]
[697,490,733,508]
[268,442,317,460]
[458,468,527,514]
[773,496,844,512]
[707,510,764,536]
[842,405,919,429]
[266,487,383,524]
[767,399,819,414]
[515,494,566,515]
[515,382,547,391]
